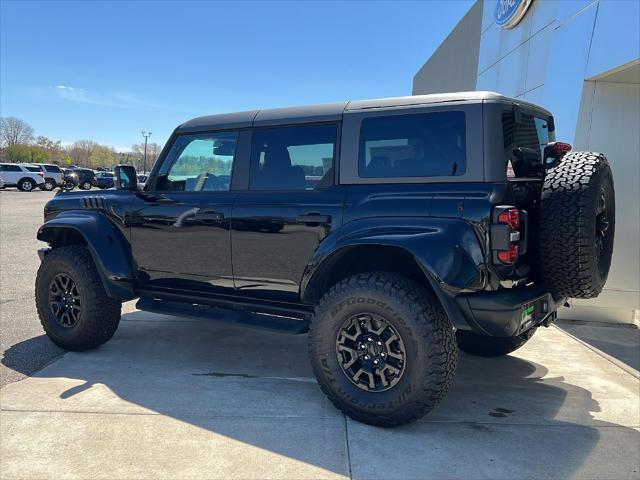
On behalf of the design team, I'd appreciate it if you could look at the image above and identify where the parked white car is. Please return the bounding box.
[0,175,4,189]
[0,163,45,191]
[26,163,65,191]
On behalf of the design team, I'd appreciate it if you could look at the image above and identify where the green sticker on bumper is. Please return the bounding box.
[522,304,535,322]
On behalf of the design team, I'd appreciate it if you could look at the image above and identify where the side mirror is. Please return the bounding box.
[114,165,138,191]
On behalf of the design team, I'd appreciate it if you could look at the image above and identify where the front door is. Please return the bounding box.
[231,123,346,301]
[130,130,242,293]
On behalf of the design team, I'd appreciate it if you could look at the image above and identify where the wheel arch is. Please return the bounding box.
[301,242,470,330]
[37,212,135,300]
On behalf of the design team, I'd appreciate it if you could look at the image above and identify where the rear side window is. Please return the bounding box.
[45,165,62,173]
[359,111,466,178]
[1,164,22,172]
[502,110,555,178]
[24,166,41,172]
[250,123,337,191]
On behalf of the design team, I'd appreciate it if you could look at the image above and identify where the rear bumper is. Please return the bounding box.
[456,285,565,337]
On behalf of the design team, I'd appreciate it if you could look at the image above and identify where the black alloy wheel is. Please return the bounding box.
[49,273,81,327]
[595,186,611,279]
[336,313,406,392]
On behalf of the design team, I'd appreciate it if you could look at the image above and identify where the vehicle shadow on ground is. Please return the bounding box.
[2,312,639,479]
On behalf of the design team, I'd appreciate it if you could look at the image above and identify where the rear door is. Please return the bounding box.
[0,164,22,184]
[130,129,249,294]
[231,123,346,301]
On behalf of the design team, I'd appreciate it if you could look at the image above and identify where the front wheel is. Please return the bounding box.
[309,272,458,427]
[456,328,537,357]
[35,246,122,350]
[80,181,92,190]
[18,178,36,191]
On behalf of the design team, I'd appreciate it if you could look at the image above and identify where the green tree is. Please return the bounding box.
[89,145,117,168]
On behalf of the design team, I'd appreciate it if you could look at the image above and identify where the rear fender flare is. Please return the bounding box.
[301,217,487,329]
[37,211,135,300]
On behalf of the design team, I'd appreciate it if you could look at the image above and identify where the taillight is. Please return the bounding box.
[498,208,520,230]
[492,206,522,266]
[553,142,572,158]
[498,245,519,265]
[37,172,44,177]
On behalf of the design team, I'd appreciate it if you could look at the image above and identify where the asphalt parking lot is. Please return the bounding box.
[1,188,639,479]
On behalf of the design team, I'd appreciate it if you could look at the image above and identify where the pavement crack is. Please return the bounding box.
[192,372,316,383]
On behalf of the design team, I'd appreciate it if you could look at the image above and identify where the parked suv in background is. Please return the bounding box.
[0,163,45,191]
[95,171,115,189]
[34,92,615,427]
[62,168,96,190]
[22,164,65,191]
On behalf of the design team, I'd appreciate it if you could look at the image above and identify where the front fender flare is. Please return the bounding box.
[37,211,135,300]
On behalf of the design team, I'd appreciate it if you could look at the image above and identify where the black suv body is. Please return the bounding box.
[35,92,615,426]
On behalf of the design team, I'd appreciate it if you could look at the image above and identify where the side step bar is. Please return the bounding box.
[136,297,310,334]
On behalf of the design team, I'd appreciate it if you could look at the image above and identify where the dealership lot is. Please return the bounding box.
[1,189,639,479]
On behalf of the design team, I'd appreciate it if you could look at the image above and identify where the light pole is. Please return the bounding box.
[141,131,152,174]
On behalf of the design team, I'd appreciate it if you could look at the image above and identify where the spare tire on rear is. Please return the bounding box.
[539,152,615,299]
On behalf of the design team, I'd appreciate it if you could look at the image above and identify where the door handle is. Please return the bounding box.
[195,210,224,221]
[296,213,331,224]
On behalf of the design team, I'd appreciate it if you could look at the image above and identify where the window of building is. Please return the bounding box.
[249,124,337,191]
[359,111,466,178]
[155,131,238,192]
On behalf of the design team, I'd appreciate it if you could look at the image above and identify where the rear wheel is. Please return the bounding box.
[41,178,56,191]
[80,181,92,190]
[35,246,121,350]
[309,272,458,427]
[456,328,537,357]
[18,178,36,192]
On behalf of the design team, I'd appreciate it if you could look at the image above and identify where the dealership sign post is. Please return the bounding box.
[494,0,533,29]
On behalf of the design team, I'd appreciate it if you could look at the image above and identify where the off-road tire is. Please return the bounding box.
[18,178,36,192]
[539,152,615,298]
[41,178,56,191]
[456,328,536,357]
[309,272,458,427]
[35,246,121,350]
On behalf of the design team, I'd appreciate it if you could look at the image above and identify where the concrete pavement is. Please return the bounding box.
[2,310,639,479]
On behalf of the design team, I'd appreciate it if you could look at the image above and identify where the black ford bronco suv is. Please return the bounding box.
[35,92,615,427]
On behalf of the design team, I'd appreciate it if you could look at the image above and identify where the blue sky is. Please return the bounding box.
[1,0,474,151]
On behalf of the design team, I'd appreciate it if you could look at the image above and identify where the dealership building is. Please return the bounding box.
[414,0,639,324]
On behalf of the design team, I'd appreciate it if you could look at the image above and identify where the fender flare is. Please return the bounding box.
[37,211,135,300]
[300,217,488,330]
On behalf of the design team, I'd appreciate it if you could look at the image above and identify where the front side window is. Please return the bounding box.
[156,131,238,192]
[502,111,555,178]
[249,124,337,191]
[359,111,466,178]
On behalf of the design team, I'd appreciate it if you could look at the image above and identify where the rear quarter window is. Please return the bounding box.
[359,111,466,178]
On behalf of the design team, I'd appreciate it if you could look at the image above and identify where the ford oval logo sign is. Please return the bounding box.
[494,0,533,29]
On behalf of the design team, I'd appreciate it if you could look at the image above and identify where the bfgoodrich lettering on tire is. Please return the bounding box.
[539,152,615,299]
[308,272,458,427]
[35,245,121,351]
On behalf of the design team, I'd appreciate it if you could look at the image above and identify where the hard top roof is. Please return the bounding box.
[177,91,550,132]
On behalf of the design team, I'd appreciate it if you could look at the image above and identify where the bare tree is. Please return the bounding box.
[0,117,35,147]
[65,140,97,167]
[132,142,162,171]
